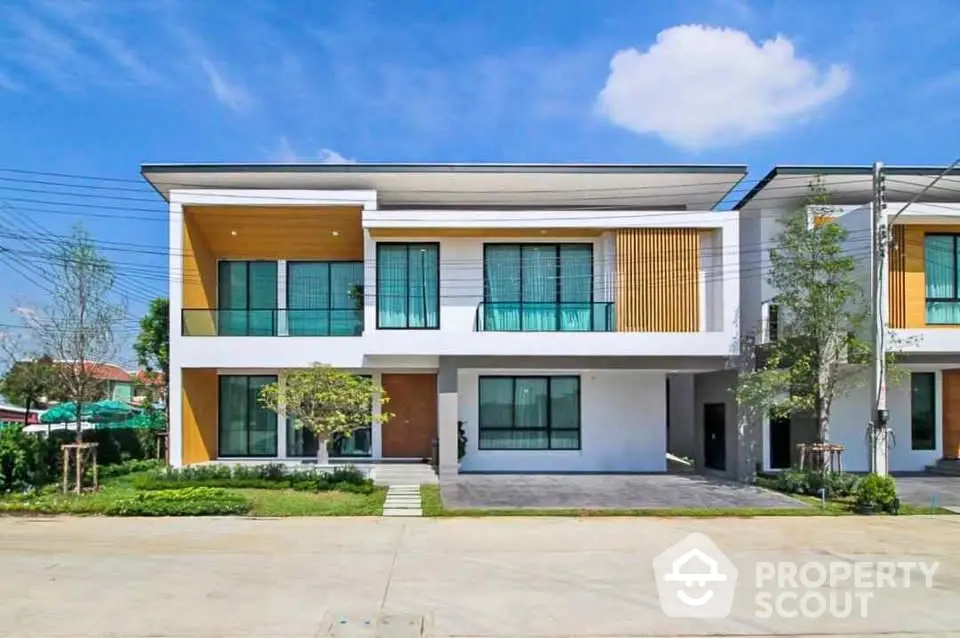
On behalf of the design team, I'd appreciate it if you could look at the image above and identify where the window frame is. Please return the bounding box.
[482,243,595,332]
[375,242,441,330]
[216,260,279,336]
[924,233,960,325]
[218,374,279,458]
[910,372,937,451]
[285,260,364,336]
[477,375,581,451]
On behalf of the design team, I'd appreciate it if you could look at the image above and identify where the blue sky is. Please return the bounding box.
[1,0,960,362]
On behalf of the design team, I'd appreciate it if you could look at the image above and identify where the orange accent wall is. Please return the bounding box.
[890,224,960,328]
[182,369,218,464]
[615,228,700,332]
[942,370,960,460]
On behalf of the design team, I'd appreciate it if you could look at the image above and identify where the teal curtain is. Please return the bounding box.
[549,377,581,449]
[559,245,592,331]
[478,377,515,449]
[377,244,439,328]
[377,245,408,328]
[483,245,520,330]
[218,375,277,456]
[287,263,329,336]
[514,377,548,448]
[478,376,581,450]
[925,236,960,324]
[218,261,277,335]
[521,246,556,331]
[330,262,364,336]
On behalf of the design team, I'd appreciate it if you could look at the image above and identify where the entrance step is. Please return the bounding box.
[371,463,438,486]
[382,484,423,517]
[926,459,960,476]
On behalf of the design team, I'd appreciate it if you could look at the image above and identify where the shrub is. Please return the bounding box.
[775,468,858,498]
[132,463,374,493]
[97,459,164,480]
[853,474,899,513]
[0,425,52,491]
[104,487,249,516]
[776,469,811,495]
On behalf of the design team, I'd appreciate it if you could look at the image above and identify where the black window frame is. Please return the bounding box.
[216,260,279,335]
[924,233,960,325]
[481,242,595,332]
[477,375,581,451]
[910,372,937,451]
[218,374,279,458]
[375,242,441,330]
[285,260,364,336]
[286,374,373,458]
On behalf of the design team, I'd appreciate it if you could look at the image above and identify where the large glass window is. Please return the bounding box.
[376,243,440,329]
[910,372,936,451]
[483,244,594,331]
[478,376,580,450]
[219,375,278,457]
[287,262,364,336]
[924,235,960,324]
[218,261,278,335]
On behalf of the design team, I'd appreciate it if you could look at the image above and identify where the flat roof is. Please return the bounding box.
[140,162,748,210]
[734,165,960,209]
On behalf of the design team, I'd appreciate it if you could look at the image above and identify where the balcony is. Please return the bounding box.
[182,309,363,337]
[474,302,615,332]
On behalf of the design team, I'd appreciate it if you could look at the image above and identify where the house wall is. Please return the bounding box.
[457,369,667,472]
[693,370,759,480]
[181,368,218,464]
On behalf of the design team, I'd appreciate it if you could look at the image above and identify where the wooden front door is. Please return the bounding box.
[381,373,438,459]
[943,370,960,459]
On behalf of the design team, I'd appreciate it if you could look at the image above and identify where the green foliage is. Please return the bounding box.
[854,474,899,513]
[259,365,392,450]
[132,463,374,494]
[46,428,160,466]
[104,487,249,516]
[97,458,163,480]
[0,425,51,491]
[134,298,169,376]
[737,180,871,442]
[0,356,57,423]
[775,468,858,498]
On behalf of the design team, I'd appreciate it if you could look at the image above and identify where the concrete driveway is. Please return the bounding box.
[896,474,960,509]
[440,473,806,510]
[1,516,959,637]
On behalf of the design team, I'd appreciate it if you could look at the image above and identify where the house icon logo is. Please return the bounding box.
[652,532,738,618]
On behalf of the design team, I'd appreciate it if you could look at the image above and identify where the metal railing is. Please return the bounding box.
[181,309,364,337]
[474,301,615,332]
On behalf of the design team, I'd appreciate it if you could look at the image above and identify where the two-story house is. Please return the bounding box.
[143,163,746,477]
[736,165,960,474]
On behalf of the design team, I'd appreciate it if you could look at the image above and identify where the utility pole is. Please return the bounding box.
[868,162,889,475]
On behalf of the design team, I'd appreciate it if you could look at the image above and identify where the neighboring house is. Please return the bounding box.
[735,165,960,474]
[143,163,745,475]
[0,404,40,424]
[49,361,135,404]
[132,370,166,408]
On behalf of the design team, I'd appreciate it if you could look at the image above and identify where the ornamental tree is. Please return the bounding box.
[259,364,391,464]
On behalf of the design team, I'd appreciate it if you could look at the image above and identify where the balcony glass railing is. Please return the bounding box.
[475,302,615,332]
[182,309,364,337]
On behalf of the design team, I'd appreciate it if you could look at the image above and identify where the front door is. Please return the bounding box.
[769,416,792,470]
[381,373,438,459]
[703,403,726,471]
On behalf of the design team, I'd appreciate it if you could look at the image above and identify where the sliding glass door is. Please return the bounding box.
[287,261,364,336]
[218,375,278,457]
[218,261,278,335]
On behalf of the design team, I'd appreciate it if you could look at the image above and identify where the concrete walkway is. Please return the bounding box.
[441,473,807,510]
[1,516,958,637]
[383,484,423,517]
[896,474,960,509]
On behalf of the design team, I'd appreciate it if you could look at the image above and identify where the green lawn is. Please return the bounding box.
[0,472,386,517]
[420,485,953,518]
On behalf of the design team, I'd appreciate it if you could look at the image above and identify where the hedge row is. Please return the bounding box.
[131,463,375,494]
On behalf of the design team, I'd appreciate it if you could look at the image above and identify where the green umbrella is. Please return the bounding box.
[40,402,81,424]
[94,410,165,430]
[86,400,136,423]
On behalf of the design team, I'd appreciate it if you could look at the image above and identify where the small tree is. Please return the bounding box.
[259,364,391,464]
[737,181,882,464]
[134,297,169,424]
[0,356,56,427]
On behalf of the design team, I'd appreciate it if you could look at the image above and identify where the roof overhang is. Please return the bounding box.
[141,163,748,210]
[734,165,960,209]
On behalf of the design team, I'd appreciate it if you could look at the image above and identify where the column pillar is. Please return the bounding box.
[438,359,459,477]
[168,365,183,467]
[371,372,383,460]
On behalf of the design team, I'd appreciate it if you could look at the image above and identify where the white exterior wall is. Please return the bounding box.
[457,369,667,472]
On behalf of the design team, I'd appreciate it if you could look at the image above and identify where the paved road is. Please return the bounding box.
[1,516,958,637]
[441,473,807,509]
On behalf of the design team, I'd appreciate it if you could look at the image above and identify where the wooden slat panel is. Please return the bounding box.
[182,369,218,464]
[616,228,700,332]
[942,370,960,460]
[889,225,906,329]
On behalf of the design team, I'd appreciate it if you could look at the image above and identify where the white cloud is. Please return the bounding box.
[317,148,354,163]
[200,58,251,112]
[269,137,355,163]
[596,25,851,150]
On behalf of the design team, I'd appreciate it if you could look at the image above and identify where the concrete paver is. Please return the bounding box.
[441,473,807,509]
[2,516,959,637]
[895,474,960,508]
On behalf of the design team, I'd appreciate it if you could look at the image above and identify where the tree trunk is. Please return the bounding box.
[316,435,330,465]
[75,399,83,444]
[23,396,32,428]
